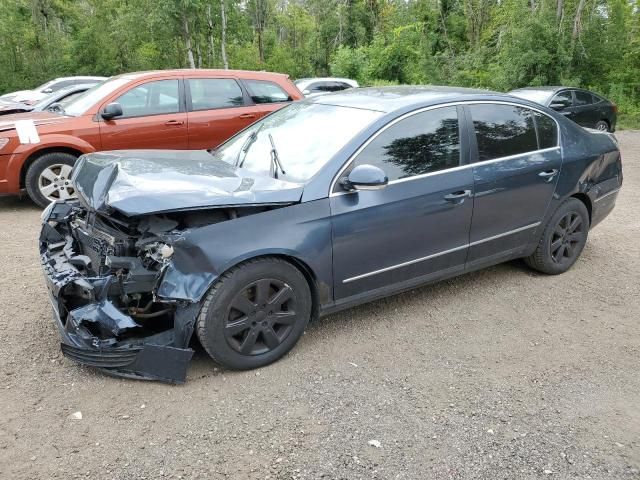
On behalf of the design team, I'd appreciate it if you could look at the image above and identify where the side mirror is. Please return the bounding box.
[549,101,569,111]
[302,89,311,95]
[341,164,388,192]
[101,102,123,120]
[43,88,53,94]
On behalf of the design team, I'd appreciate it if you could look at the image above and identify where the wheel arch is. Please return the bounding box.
[570,192,592,225]
[19,146,85,188]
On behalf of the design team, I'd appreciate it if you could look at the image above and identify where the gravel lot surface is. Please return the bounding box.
[0,132,638,480]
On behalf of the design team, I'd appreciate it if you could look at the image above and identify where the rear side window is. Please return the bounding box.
[469,104,538,162]
[533,112,558,149]
[244,80,291,104]
[353,106,460,181]
[574,90,593,106]
[187,78,244,111]
[115,79,180,118]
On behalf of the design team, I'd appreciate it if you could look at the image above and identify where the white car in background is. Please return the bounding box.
[0,76,106,105]
[294,77,359,97]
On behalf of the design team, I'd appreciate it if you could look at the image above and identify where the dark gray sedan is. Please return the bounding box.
[40,86,622,382]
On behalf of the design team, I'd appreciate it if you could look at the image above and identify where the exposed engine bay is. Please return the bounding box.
[40,200,281,383]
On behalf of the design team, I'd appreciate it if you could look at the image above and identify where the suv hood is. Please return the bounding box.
[0,111,70,132]
[72,150,305,216]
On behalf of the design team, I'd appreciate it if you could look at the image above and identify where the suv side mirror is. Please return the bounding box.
[42,88,53,94]
[101,102,123,120]
[549,101,569,111]
[341,164,388,192]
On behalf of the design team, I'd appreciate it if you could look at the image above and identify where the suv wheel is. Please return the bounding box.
[595,120,609,132]
[25,152,77,208]
[197,257,312,370]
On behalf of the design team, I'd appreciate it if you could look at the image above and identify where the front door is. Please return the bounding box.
[99,78,188,150]
[465,103,562,267]
[330,106,474,302]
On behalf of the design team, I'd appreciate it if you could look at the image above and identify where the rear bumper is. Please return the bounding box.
[41,201,196,383]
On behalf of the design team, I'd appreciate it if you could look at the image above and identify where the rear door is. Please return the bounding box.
[330,106,474,301]
[465,103,562,268]
[185,77,259,149]
[99,78,188,150]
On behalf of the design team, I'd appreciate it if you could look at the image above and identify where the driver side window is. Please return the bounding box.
[352,107,461,182]
[551,90,573,108]
[114,79,180,118]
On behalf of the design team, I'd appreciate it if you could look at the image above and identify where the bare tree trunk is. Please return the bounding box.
[220,0,229,69]
[253,0,266,63]
[196,42,203,68]
[556,0,563,19]
[572,0,586,43]
[206,3,216,67]
[183,14,196,69]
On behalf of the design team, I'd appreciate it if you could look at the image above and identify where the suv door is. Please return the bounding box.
[331,106,474,301]
[185,77,258,149]
[99,78,188,150]
[465,103,562,268]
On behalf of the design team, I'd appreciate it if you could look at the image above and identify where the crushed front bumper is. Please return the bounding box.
[40,202,197,384]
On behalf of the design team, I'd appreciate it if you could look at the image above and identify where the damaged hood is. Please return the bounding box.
[72,150,305,216]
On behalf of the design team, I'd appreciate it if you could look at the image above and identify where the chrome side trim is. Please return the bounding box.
[594,188,620,202]
[342,222,541,284]
[342,244,468,284]
[329,100,562,197]
[468,222,541,247]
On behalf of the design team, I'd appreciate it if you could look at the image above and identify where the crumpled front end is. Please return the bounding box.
[40,201,199,383]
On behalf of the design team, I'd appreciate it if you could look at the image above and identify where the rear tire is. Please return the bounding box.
[595,120,610,132]
[25,152,77,208]
[524,198,589,275]
[196,257,312,370]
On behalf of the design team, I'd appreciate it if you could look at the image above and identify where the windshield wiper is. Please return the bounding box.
[235,124,264,168]
[268,133,286,178]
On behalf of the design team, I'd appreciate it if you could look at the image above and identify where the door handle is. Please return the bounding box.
[444,190,471,203]
[538,169,559,181]
[165,120,184,126]
[239,113,256,119]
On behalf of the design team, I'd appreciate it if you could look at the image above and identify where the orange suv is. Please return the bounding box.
[0,69,303,207]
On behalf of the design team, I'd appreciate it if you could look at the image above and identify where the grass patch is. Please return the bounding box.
[617,113,640,131]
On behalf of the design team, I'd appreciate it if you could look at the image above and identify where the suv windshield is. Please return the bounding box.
[211,102,382,183]
[63,78,129,116]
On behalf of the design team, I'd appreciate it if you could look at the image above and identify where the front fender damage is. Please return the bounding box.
[40,201,198,383]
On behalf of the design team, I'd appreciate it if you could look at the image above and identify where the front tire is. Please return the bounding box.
[595,120,610,132]
[25,152,77,208]
[196,257,312,370]
[525,198,589,275]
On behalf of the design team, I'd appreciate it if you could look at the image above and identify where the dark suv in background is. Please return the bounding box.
[509,86,617,132]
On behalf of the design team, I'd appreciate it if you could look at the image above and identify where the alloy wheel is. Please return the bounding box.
[38,164,75,202]
[224,279,298,356]
[550,211,584,264]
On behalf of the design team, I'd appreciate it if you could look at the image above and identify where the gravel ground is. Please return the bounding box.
[0,132,639,480]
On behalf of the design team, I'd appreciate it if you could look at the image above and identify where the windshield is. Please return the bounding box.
[509,89,554,105]
[63,77,129,116]
[211,102,382,183]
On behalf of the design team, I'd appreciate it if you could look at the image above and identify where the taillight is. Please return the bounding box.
[612,103,618,114]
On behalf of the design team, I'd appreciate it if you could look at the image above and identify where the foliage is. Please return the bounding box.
[0,0,638,125]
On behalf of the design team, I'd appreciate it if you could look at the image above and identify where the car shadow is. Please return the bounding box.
[187,259,534,381]
[0,194,40,212]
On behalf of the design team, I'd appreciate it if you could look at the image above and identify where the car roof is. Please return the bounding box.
[309,85,505,113]
[114,69,291,82]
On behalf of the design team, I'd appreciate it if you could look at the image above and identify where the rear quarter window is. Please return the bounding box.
[244,80,291,104]
[533,112,558,149]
